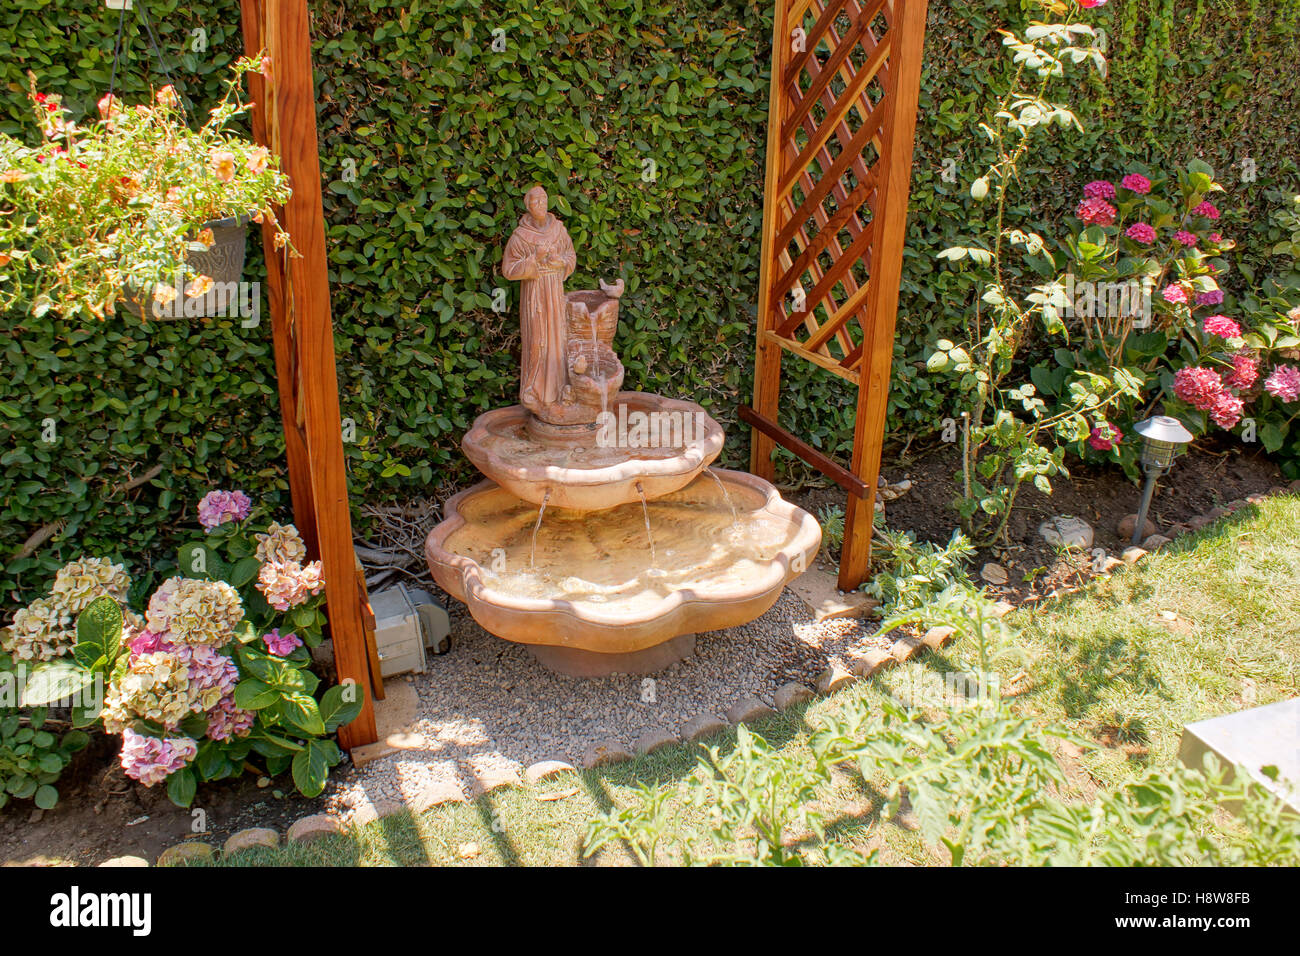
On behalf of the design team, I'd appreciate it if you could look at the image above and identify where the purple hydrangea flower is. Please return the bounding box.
[1196,289,1224,306]
[119,729,197,786]
[206,696,256,742]
[197,489,252,529]
[263,628,303,657]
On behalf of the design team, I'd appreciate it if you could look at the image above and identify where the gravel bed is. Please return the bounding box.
[326,588,886,823]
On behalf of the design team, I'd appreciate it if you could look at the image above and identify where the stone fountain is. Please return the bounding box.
[425,186,821,676]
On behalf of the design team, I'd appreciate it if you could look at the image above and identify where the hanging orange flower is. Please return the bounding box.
[156,85,180,109]
[209,150,236,182]
[0,169,28,183]
[97,93,121,120]
[186,275,214,298]
[196,228,215,248]
[153,284,178,305]
[246,146,270,175]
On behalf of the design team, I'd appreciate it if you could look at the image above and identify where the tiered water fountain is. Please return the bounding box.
[426,187,821,676]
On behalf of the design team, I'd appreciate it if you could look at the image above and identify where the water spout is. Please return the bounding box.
[529,489,552,569]
[704,467,739,526]
[635,481,656,568]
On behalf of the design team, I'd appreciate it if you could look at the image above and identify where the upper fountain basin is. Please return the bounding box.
[461,391,726,511]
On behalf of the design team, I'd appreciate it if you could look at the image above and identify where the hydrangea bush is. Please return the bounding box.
[1,491,362,809]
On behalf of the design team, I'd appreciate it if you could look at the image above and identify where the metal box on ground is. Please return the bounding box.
[368,583,452,679]
[1178,697,1299,814]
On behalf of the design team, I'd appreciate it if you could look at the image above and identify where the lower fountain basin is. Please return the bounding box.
[425,468,821,658]
[461,391,725,511]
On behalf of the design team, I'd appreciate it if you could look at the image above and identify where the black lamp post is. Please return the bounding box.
[1130,415,1194,546]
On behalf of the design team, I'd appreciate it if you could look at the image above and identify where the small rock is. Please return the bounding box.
[890,635,925,663]
[853,648,895,678]
[256,776,271,789]
[1187,514,1212,531]
[773,682,815,710]
[1117,514,1157,542]
[921,625,956,650]
[223,827,279,857]
[1097,556,1124,574]
[157,842,216,867]
[725,697,777,725]
[411,780,465,811]
[98,855,148,868]
[1226,498,1248,511]
[1121,546,1147,565]
[1038,515,1094,549]
[633,728,678,755]
[1268,485,1287,497]
[28,810,42,824]
[680,714,729,742]
[470,765,522,796]
[816,663,856,695]
[1141,534,1172,551]
[990,600,1015,619]
[980,563,1009,586]
[1205,506,1228,520]
[1289,479,1300,493]
[286,814,344,845]
[582,739,632,769]
[349,797,406,826]
[458,842,480,860]
[1166,523,1192,538]
[1246,492,1267,505]
[525,760,576,785]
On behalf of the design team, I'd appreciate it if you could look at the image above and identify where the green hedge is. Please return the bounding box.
[2,0,1299,604]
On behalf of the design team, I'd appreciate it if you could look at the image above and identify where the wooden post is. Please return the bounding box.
[748,0,791,483]
[837,0,929,591]
[240,0,377,748]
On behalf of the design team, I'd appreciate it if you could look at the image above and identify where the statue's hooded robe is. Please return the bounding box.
[502,212,576,421]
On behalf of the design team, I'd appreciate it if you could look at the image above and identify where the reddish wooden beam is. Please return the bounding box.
[838,0,928,591]
[739,405,868,498]
[241,0,377,748]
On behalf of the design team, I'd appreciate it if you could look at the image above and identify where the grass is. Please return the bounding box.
[206,496,1300,867]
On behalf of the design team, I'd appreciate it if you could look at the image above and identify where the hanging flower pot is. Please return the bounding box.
[0,55,290,324]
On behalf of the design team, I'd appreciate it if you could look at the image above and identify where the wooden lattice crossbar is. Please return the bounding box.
[746,0,929,590]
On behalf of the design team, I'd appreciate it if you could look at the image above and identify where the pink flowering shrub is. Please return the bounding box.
[10,493,364,807]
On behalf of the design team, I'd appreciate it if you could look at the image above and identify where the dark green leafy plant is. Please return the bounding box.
[0,651,90,810]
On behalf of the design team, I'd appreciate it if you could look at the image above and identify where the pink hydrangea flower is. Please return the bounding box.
[1196,289,1224,306]
[1080,0,1108,7]
[127,628,172,658]
[1203,314,1242,339]
[1120,173,1152,194]
[1174,230,1198,248]
[1084,180,1116,200]
[1210,392,1245,430]
[1162,284,1189,305]
[1192,200,1221,220]
[1125,222,1157,244]
[197,489,252,529]
[256,560,325,612]
[263,628,303,657]
[1076,197,1117,226]
[176,644,239,697]
[1227,353,1259,391]
[1174,367,1224,410]
[1265,365,1300,403]
[206,696,256,742]
[119,729,197,787]
[1088,423,1123,451]
[1208,232,1223,244]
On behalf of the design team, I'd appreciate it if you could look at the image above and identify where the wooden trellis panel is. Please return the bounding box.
[745,0,928,590]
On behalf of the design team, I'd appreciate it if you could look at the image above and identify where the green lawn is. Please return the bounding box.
[209,496,1300,867]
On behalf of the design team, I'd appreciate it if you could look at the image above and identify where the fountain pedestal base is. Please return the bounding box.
[527,634,696,677]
